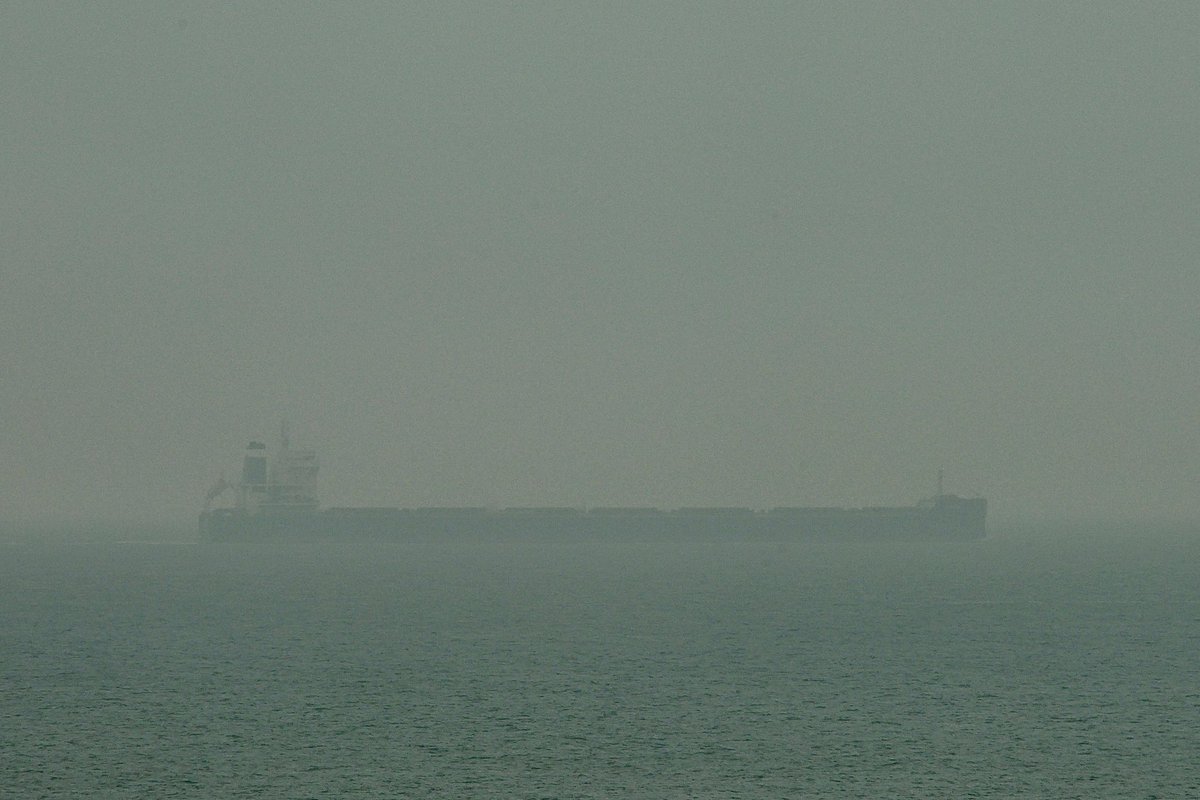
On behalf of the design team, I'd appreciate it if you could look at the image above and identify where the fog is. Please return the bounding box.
[2,3,1196,525]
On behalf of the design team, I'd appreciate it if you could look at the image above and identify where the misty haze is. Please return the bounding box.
[2,3,1195,525]
[3,3,1198,798]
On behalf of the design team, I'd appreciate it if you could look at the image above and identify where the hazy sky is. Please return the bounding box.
[2,3,1197,524]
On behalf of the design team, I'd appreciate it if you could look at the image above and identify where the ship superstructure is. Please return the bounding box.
[206,424,318,516]
[199,431,986,541]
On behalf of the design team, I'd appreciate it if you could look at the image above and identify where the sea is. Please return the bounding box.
[2,522,1197,798]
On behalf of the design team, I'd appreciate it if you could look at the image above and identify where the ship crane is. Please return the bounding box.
[203,473,229,511]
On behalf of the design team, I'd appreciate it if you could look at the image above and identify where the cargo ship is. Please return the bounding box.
[199,432,986,541]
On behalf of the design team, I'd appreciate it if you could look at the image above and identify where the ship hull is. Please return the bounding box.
[199,499,986,542]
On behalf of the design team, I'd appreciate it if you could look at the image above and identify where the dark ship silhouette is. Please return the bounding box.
[201,430,986,541]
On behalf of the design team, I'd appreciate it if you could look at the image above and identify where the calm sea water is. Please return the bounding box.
[2,524,1198,798]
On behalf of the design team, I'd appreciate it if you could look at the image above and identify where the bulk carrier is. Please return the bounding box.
[199,431,986,541]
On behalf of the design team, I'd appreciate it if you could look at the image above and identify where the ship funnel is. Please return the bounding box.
[242,441,268,485]
[236,441,270,511]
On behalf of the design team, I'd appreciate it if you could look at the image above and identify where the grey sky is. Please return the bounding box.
[2,3,1196,524]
